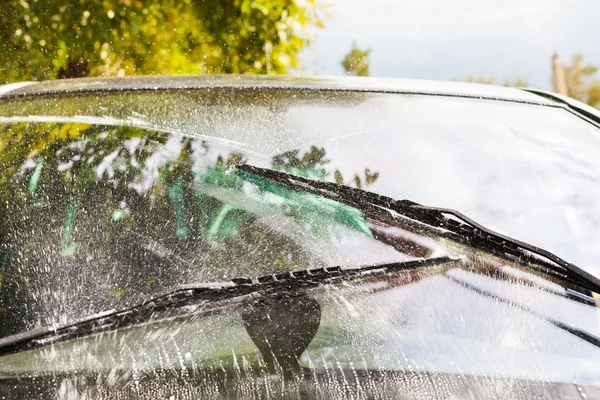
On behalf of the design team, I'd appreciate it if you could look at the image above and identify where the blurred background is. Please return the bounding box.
[0,0,599,105]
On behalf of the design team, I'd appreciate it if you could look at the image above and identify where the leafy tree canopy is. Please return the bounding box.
[341,42,370,77]
[561,54,600,109]
[462,54,600,110]
[0,0,324,83]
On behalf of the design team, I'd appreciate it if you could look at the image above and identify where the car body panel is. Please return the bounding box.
[0,75,556,105]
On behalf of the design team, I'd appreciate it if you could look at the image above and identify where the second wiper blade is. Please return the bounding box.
[236,164,600,294]
[0,256,456,357]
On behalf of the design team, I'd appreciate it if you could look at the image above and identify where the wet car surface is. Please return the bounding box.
[0,75,599,399]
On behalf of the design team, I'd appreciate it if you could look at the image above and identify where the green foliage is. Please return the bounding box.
[463,75,528,87]
[562,54,600,109]
[341,42,370,77]
[272,145,379,189]
[464,54,600,110]
[273,146,329,177]
[0,0,324,83]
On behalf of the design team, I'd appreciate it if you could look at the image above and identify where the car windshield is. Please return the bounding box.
[1,84,600,398]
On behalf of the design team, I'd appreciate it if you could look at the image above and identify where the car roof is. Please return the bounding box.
[0,75,556,105]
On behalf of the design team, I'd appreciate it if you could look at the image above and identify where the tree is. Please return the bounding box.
[464,54,600,110]
[341,42,370,77]
[0,119,381,334]
[463,75,528,87]
[560,54,600,109]
[0,0,324,83]
[272,145,379,189]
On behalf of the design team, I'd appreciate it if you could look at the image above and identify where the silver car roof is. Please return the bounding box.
[0,75,556,105]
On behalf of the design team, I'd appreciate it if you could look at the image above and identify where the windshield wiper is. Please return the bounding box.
[235,164,600,295]
[0,256,455,357]
[3,165,598,358]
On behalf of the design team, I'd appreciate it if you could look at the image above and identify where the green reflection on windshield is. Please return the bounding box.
[0,121,385,337]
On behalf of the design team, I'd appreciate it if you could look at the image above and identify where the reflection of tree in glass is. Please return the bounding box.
[272,145,379,189]
[0,123,382,335]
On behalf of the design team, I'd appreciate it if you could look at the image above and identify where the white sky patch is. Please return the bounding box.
[299,0,594,88]
[95,149,120,179]
[564,207,583,238]
[123,137,142,155]
[57,161,73,172]
[18,158,37,176]
[129,135,184,194]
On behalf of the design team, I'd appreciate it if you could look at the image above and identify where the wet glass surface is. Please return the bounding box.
[1,88,599,273]
[1,86,600,398]
[1,264,599,399]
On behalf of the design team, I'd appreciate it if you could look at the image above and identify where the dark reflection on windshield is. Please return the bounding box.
[0,122,420,337]
[0,260,599,399]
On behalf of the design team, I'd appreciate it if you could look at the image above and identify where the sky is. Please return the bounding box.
[298,0,600,89]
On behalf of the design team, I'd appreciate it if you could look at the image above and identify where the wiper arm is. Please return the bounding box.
[236,164,600,295]
[0,256,455,357]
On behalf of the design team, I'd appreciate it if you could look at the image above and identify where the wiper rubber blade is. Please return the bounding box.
[0,256,456,357]
[235,164,600,294]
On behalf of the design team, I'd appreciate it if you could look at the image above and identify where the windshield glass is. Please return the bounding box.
[2,88,600,275]
[1,89,600,334]
[0,124,420,337]
[1,87,600,397]
[1,262,600,399]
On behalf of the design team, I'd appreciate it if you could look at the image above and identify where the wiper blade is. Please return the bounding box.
[0,256,455,357]
[236,164,600,295]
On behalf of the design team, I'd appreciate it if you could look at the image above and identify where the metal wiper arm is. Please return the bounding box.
[0,256,455,357]
[236,164,600,294]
